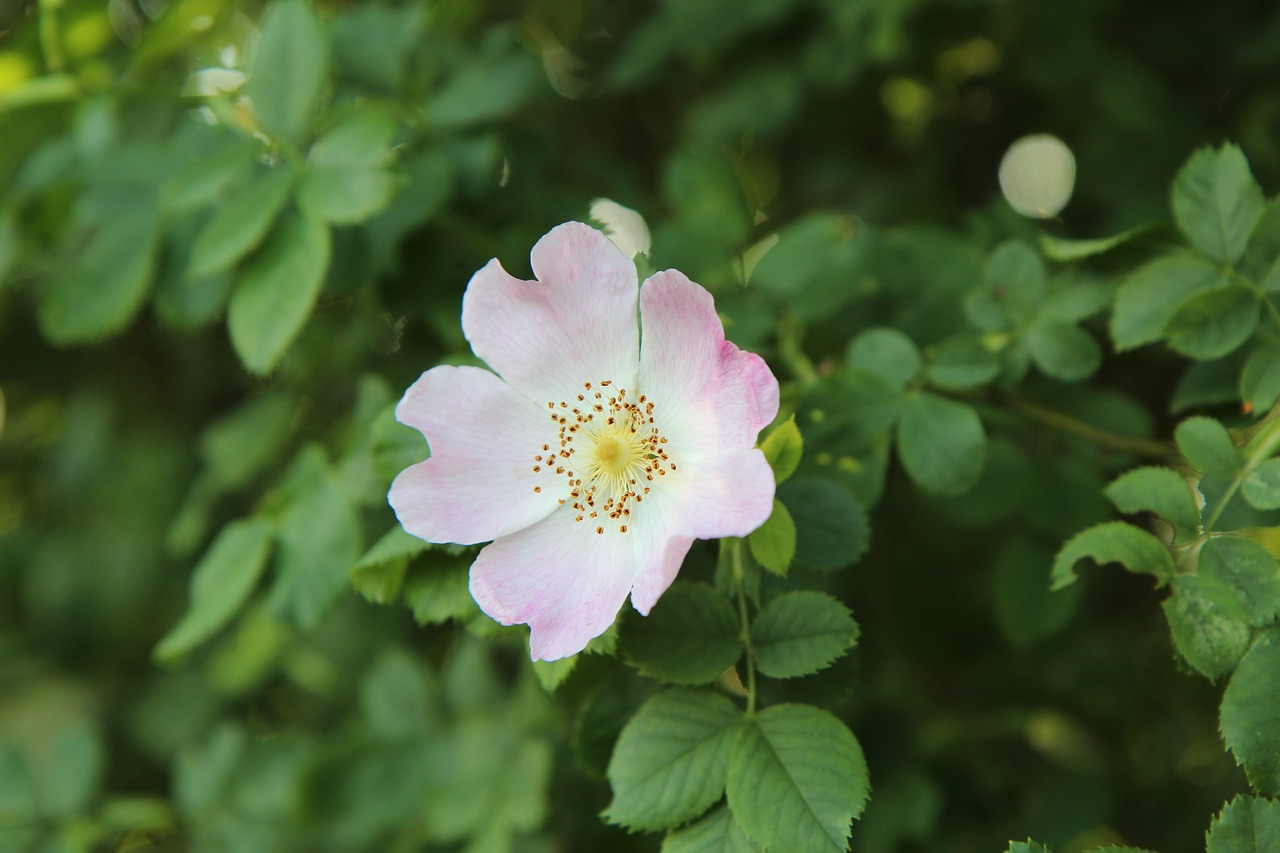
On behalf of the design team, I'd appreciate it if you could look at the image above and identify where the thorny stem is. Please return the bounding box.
[1010,400,1172,458]
[730,538,758,716]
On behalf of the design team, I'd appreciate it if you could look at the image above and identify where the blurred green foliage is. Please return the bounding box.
[4,0,1280,851]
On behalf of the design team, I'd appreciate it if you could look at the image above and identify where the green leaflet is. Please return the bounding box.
[751,591,859,679]
[1171,143,1265,265]
[726,704,870,853]
[1205,795,1280,853]
[619,583,743,684]
[606,690,744,832]
[1051,521,1174,590]
[1220,629,1280,795]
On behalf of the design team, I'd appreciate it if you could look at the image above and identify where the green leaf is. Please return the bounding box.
[1176,416,1240,480]
[1008,841,1051,853]
[404,562,474,626]
[896,392,987,495]
[619,582,743,684]
[532,656,577,694]
[1172,143,1265,265]
[992,537,1083,649]
[846,327,921,386]
[1174,356,1249,413]
[751,591,859,679]
[1165,285,1260,361]
[747,500,796,576]
[1038,224,1155,261]
[1199,537,1280,627]
[174,723,245,815]
[268,456,362,630]
[360,650,430,741]
[308,112,397,168]
[1243,346,1280,413]
[1206,795,1280,853]
[605,689,743,831]
[0,743,36,824]
[1221,629,1280,795]
[1244,459,1280,510]
[985,240,1046,325]
[778,478,869,572]
[296,167,398,225]
[1111,252,1224,351]
[227,211,331,374]
[925,336,1001,391]
[37,720,104,819]
[162,140,258,213]
[154,518,274,663]
[351,526,429,604]
[245,0,330,143]
[1051,521,1174,590]
[199,392,296,492]
[760,415,803,484]
[39,202,160,344]
[661,805,761,853]
[1028,320,1101,381]
[189,165,296,278]
[1162,574,1252,679]
[726,704,870,853]
[428,46,546,129]
[1103,466,1201,544]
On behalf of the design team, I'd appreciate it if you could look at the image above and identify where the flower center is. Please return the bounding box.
[532,380,675,535]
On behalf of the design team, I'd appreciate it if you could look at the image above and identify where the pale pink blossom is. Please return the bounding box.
[389,222,779,660]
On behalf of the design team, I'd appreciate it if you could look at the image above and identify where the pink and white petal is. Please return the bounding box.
[462,222,640,405]
[626,445,775,614]
[470,506,642,661]
[389,365,561,546]
[628,531,694,616]
[638,270,780,452]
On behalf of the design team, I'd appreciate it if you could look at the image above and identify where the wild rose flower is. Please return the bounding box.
[389,222,779,660]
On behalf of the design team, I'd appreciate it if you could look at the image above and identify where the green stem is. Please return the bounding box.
[777,314,819,386]
[1010,400,1172,458]
[1204,415,1280,531]
[730,538,757,716]
[38,0,65,73]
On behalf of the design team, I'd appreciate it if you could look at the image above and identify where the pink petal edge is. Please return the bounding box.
[388,365,561,546]
[461,222,641,407]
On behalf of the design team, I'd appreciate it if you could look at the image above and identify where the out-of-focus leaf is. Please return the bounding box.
[189,165,295,278]
[245,0,330,143]
[1171,143,1264,265]
[39,201,160,344]
[154,518,274,663]
[1111,252,1224,351]
[1028,320,1101,381]
[847,327,921,386]
[896,392,986,495]
[1165,285,1260,361]
[227,211,331,375]
[268,453,361,630]
[1175,416,1240,480]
